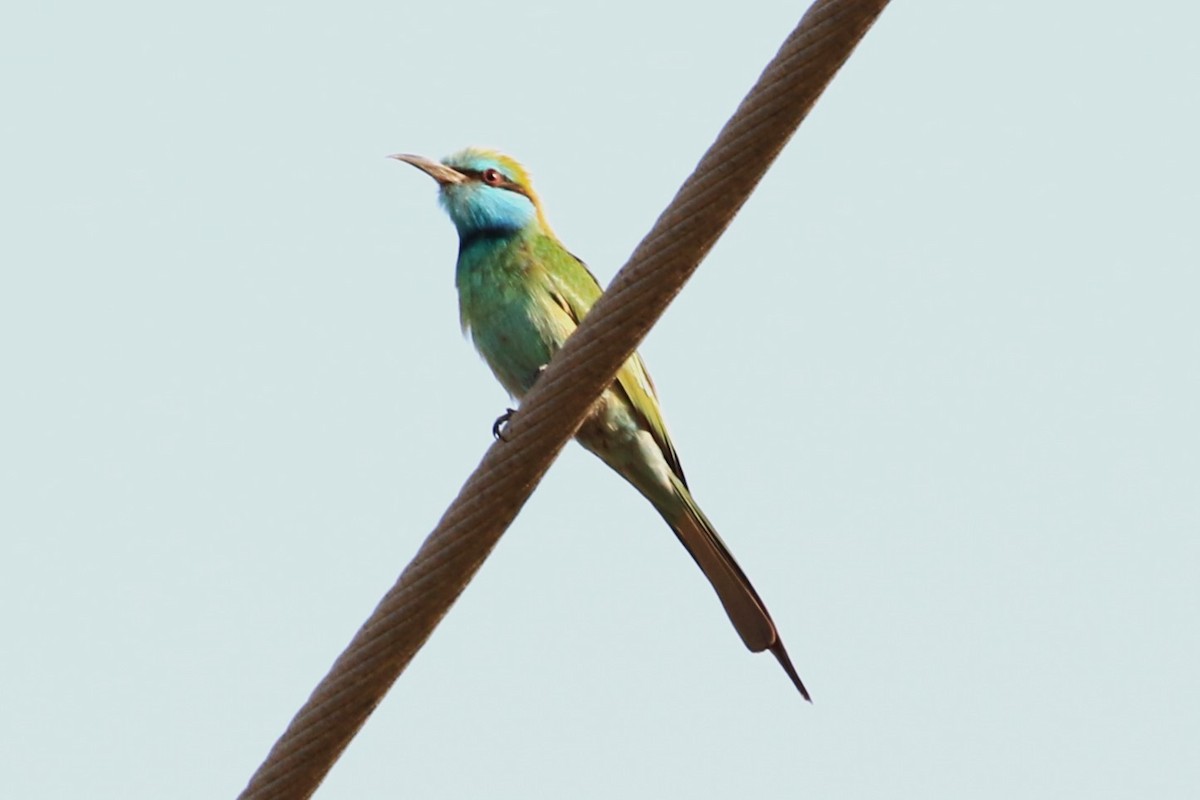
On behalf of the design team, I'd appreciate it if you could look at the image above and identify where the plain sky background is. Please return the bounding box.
[2,1,1197,797]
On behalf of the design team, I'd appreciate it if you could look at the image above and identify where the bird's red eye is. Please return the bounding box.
[482,168,503,185]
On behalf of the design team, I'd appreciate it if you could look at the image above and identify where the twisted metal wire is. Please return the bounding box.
[239,1,889,796]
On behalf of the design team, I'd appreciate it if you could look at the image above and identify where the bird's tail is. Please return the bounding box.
[664,474,811,701]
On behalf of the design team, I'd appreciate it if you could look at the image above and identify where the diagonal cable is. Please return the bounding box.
[238,1,890,797]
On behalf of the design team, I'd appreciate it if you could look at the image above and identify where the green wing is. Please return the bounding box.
[542,245,687,485]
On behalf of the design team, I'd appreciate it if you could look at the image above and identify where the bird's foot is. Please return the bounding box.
[492,408,517,442]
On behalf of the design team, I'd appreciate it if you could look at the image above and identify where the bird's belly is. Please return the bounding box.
[466,293,570,399]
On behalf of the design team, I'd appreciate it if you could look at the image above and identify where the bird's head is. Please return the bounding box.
[391,147,551,240]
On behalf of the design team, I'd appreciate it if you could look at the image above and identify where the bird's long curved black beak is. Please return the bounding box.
[388,153,467,186]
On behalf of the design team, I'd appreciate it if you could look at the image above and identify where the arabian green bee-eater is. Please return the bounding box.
[393,147,809,700]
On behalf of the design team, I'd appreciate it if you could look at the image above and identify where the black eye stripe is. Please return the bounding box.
[458,168,530,198]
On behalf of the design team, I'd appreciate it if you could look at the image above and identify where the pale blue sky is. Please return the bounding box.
[2,1,1198,798]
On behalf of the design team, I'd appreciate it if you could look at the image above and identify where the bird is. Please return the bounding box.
[392,147,810,700]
